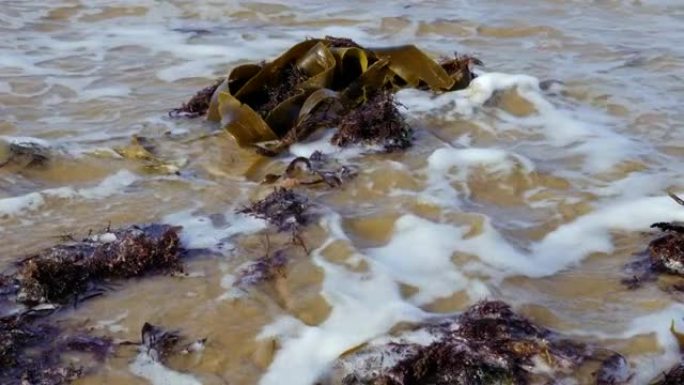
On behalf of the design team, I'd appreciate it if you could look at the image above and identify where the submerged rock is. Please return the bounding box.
[331,301,625,385]
[16,224,183,305]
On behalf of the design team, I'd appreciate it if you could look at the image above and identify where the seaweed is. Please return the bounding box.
[0,311,113,385]
[17,224,183,305]
[257,63,309,117]
[324,35,363,48]
[335,301,626,385]
[332,90,412,151]
[238,188,312,234]
[595,352,632,385]
[176,37,479,154]
[170,78,223,118]
[262,151,357,188]
[113,136,182,174]
[650,364,684,385]
[233,249,288,288]
[140,322,206,364]
[622,194,684,288]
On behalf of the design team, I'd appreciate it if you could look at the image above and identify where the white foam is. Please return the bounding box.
[0,170,139,219]
[445,194,684,278]
[130,351,202,385]
[259,212,425,385]
[367,214,489,304]
[163,209,267,251]
[422,147,534,205]
[0,192,45,217]
[397,72,644,174]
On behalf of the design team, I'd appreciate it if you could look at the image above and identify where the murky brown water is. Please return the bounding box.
[2,1,684,384]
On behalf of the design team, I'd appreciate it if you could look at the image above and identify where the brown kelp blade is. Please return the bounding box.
[187,38,479,151]
[371,45,455,90]
[218,91,278,146]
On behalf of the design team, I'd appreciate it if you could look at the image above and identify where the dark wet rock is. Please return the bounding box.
[332,91,412,152]
[331,301,625,385]
[238,188,312,233]
[17,224,183,305]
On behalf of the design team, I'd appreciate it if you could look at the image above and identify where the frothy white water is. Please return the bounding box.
[398,72,646,174]
[258,212,425,385]
[422,147,534,205]
[0,170,139,218]
[130,350,202,385]
[163,208,267,252]
[367,214,490,304]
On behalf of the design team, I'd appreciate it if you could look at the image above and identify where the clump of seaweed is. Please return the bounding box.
[650,364,684,385]
[257,63,309,117]
[233,249,288,289]
[0,223,192,385]
[169,78,223,118]
[17,224,183,305]
[332,91,412,152]
[334,301,629,385]
[238,188,312,233]
[139,322,206,365]
[436,53,483,91]
[262,151,357,188]
[174,37,480,154]
[0,312,113,385]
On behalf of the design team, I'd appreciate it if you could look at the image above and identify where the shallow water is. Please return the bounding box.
[2,0,684,384]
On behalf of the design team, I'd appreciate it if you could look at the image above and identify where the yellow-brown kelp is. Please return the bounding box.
[173,37,479,155]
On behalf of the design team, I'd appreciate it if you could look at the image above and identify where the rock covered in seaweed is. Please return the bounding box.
[330,301,626,385]
[17,224,183,305]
